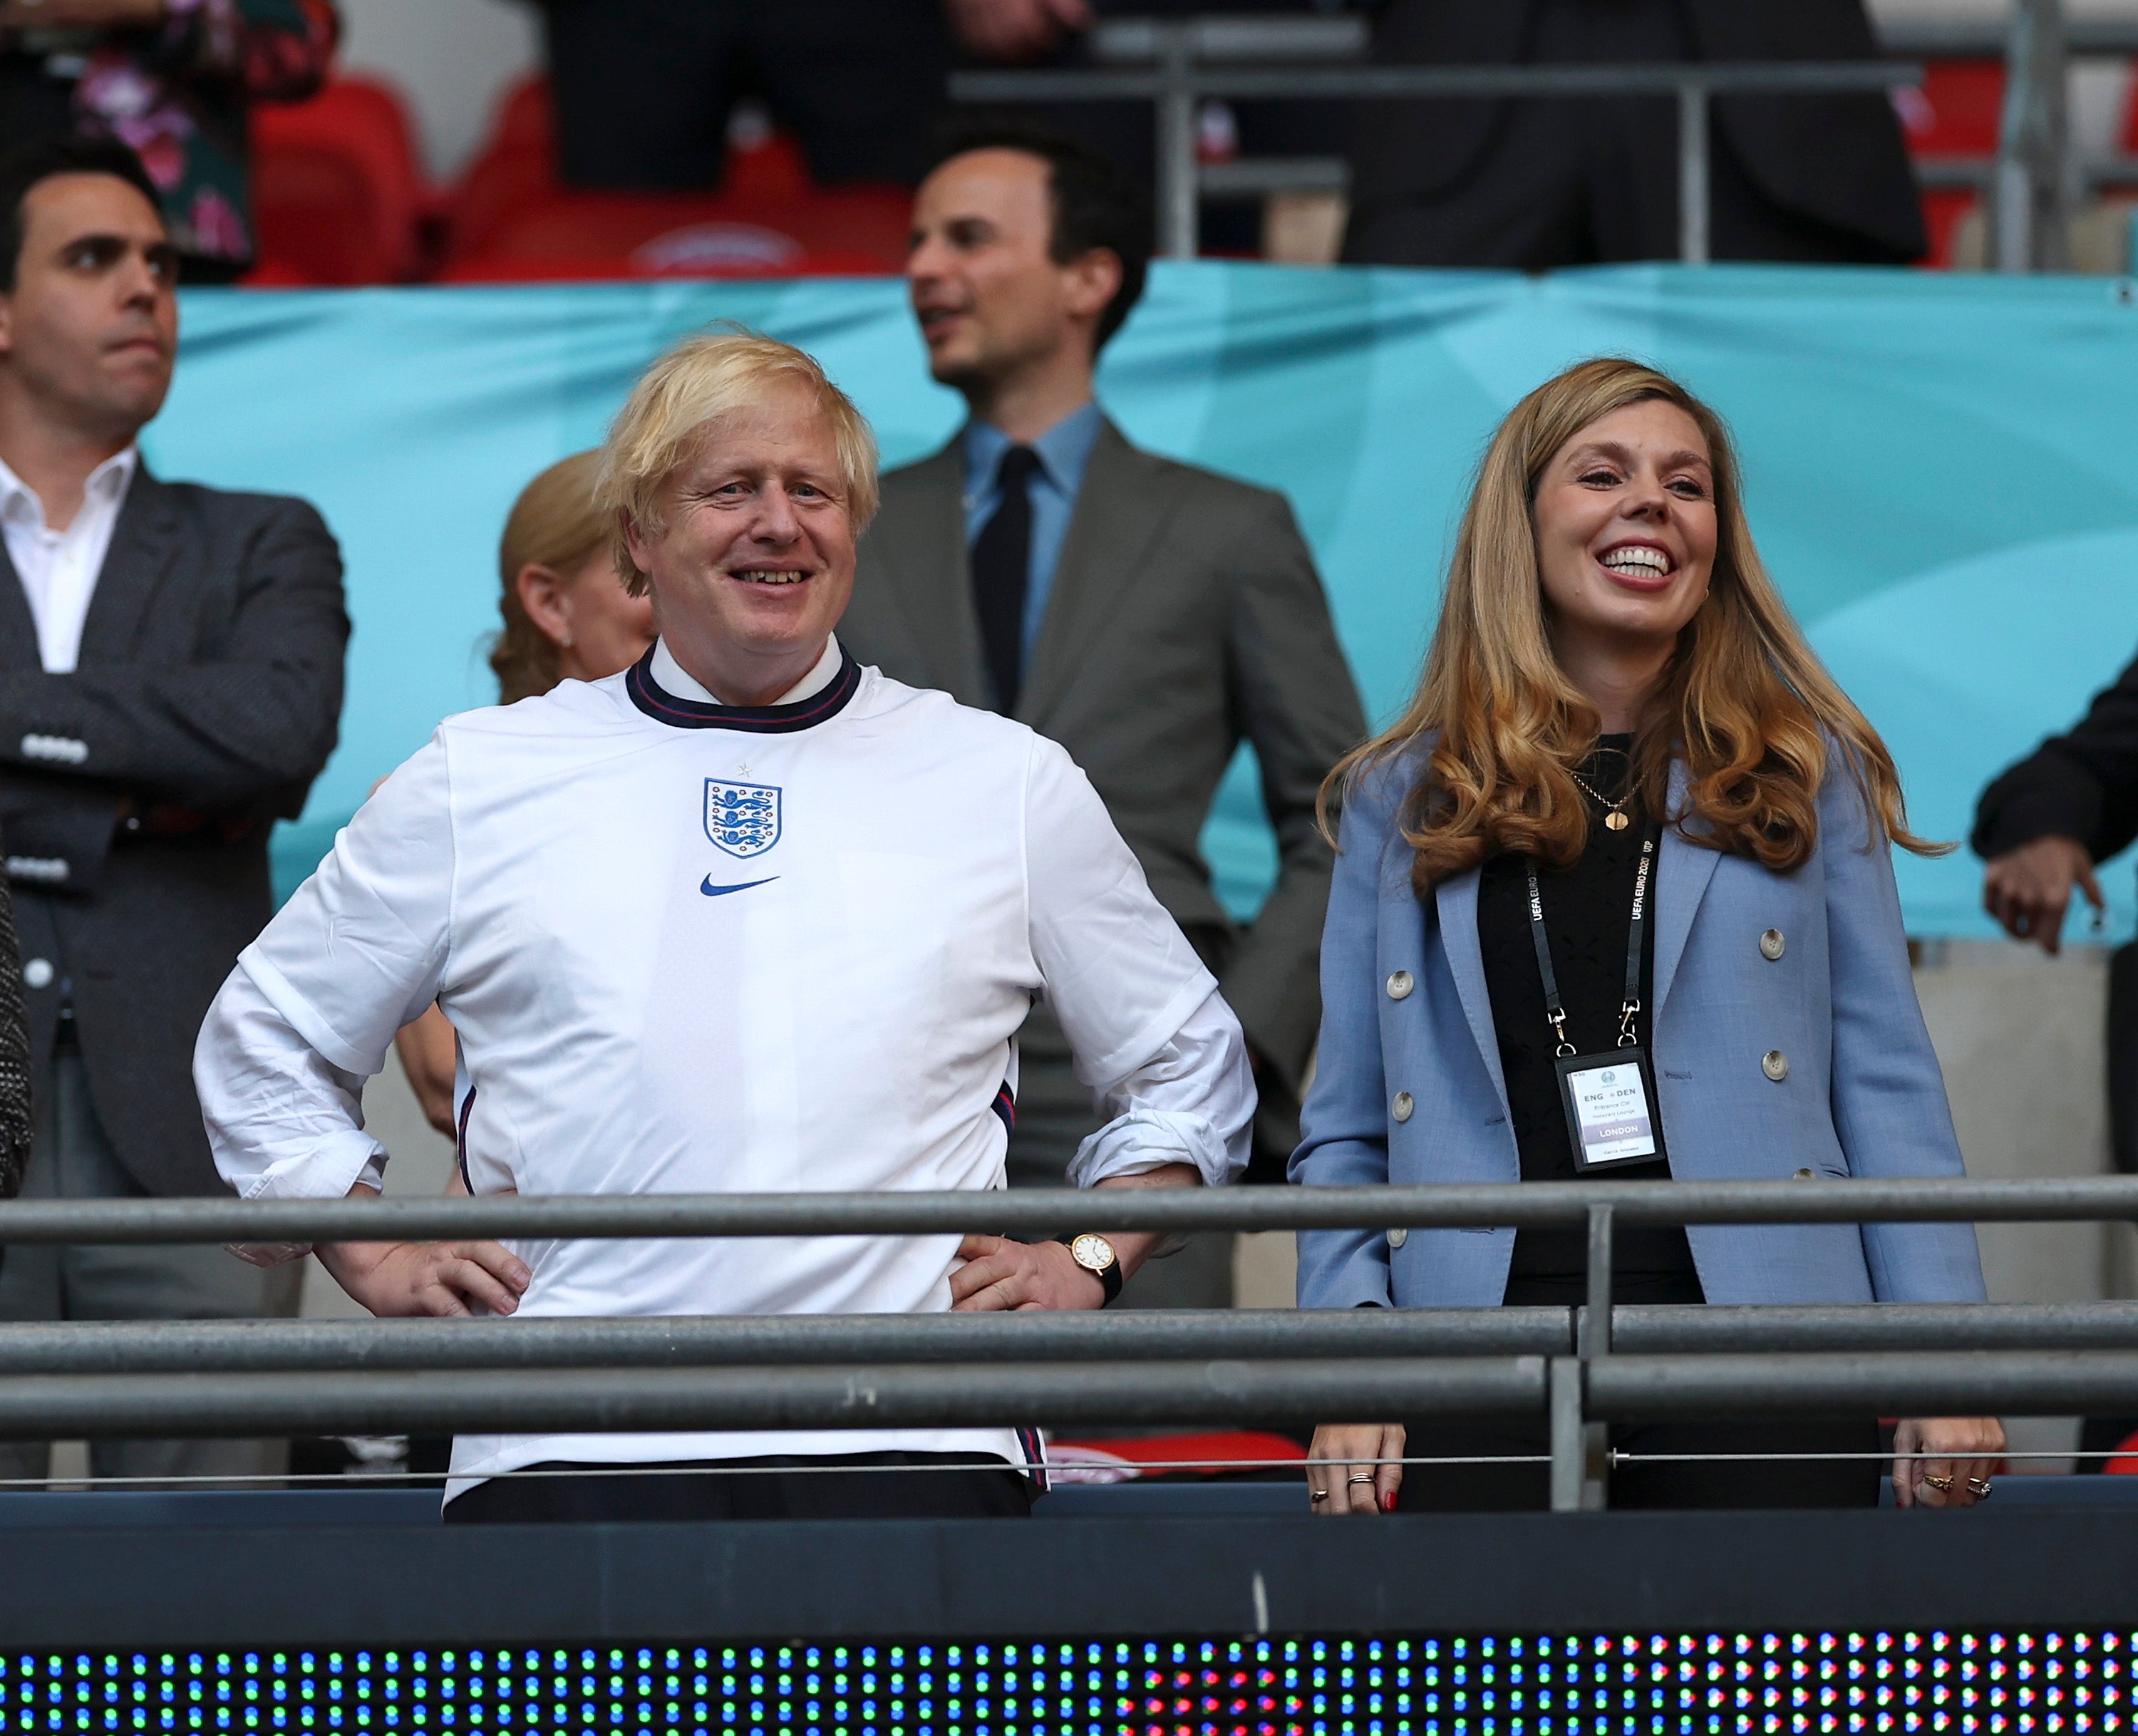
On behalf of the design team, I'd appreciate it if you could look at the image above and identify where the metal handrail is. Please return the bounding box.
[10,1174,2137,1243]
[0,1301,2132,1374]
[949,55,1921,262]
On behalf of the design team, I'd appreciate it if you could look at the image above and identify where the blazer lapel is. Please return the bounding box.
[1653,759,1720,1016]
[871,440,989,706]
[77,465,180,664]
[1017,419,1174,729]
[0,536,42,674]
[1434,866,1512,1112]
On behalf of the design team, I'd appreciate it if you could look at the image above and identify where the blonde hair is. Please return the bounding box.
[490,450,614,706]
[595,328,879,596]
[1326,356,1943,889]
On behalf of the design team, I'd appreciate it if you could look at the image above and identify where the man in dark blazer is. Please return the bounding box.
[1344,0,1925,268]
[844,125,1365,1306]
[0,135,346,1480]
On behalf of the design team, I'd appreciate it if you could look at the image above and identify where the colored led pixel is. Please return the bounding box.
[0,1632,2122,1732]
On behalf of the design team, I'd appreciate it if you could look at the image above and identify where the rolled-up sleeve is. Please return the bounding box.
[1021,736,1251,1189]
[194,736,455,1203]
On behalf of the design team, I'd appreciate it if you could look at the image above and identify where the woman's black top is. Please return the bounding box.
[1474,737,1703,1306]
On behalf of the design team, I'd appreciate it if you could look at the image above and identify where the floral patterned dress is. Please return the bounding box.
[0,0,339,274]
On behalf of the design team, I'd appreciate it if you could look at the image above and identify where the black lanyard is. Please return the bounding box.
[1524,823,1656,1059]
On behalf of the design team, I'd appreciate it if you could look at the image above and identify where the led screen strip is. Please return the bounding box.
[0,1630,2119,1733]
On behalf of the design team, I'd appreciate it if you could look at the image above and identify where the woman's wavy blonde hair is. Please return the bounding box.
[1324,356,1943,890]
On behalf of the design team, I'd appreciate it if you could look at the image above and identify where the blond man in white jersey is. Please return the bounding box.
[192,332,1253,1522]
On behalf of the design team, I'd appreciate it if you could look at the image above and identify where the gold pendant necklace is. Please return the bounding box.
[1568,768,1633,830]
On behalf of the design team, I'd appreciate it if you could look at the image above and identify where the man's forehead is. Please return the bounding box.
[23,172,167,244]
[920,150,1051,222]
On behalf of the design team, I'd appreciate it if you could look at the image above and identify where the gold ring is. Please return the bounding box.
[1920,1474,1954,1492]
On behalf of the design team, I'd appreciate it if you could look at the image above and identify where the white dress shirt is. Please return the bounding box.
[195,640,1253,1494]
[0,448,137,673]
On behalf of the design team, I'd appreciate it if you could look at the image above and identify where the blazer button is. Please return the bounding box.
[1762,1050,1790,1083]
[1760,929,1785,961]
[21,959,51,990]
[1391,1091,1415,1122]
[1385,970,1415,1001]
[1792,1167,1816,1180]
[1386,1227,1408,1250]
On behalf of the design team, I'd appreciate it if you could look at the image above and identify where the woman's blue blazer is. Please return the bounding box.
[1290,753,1988,1309]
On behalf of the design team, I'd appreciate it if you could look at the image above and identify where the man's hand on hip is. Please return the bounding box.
[950,1234,1106,1311]
[314,1181,531,1318]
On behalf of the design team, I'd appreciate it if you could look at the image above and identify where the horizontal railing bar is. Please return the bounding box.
[12,1177,2138,1243]
[0,1358,1548,1440]
[0,1309,1575,1373]
[2,1302,2133,1374]
[951,61,1919,105]
[1609,1301,2138,1355]
[1199,156,1351,196]
[1588,1351,2138,1419]
[14,1347,2138,1435]
[1879,23,2138,58]
[1089,16,1368,63]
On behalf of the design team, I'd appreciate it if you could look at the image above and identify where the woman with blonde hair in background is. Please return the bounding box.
[1293,356,2003,1514]
[393,451,655,1130]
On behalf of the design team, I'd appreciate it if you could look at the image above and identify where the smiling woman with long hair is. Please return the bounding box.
[1293,357,2003,1515]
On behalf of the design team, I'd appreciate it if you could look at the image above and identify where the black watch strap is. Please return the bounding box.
[1058,1232,1122,1306]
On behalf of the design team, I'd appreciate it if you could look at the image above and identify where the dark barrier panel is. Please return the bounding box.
[9,1509,2138,1648]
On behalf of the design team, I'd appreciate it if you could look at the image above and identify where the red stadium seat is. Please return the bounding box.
[249,74,430,285]
[2105,1429,2138,1474]
[441,77,910,283]
[1898,59,2003,269]
[1048,1431,1306,1480]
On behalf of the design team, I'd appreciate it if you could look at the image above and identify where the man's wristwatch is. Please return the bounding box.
[1058,1232,1122,1306]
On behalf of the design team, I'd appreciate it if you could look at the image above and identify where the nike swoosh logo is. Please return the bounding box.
[701,875,778,897]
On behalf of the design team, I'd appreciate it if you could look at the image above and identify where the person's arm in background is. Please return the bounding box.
[0,1,339,94]
[393,1006,458,1140]
[1217,490,1370,1116]
[0,497,345,900]
[1975,646,2138,950]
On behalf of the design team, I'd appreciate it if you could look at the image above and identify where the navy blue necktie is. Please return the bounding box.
[971,445,1043,714]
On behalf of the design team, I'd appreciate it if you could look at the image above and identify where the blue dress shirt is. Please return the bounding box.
[962,401,1104,665]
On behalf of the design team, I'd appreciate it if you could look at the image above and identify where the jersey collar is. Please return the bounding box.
[626,641,863,733]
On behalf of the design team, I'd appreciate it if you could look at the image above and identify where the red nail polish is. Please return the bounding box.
[1381,1490,1396,1513]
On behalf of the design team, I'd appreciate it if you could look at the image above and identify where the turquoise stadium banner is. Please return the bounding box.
[148,262,2138,939]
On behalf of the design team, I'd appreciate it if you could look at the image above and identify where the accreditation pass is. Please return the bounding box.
[1556,1049,1661,1170]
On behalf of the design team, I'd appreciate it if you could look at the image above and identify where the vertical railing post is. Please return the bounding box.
[1996,0,2069,272]
[1583,1202,1616,1360]
[1548,1356,1585,1512]
[1155,25,1199,259]
[1677,77,1711,264]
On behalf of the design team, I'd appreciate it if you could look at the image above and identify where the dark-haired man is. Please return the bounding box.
[0,135,347,1482]
[843,129,1364,1306]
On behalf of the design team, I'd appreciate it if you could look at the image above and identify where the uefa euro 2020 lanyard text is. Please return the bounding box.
[1524,820,1669,1172]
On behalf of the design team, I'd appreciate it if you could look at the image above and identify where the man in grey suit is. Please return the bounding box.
[844,125,1364,1306]
[0,136,347,1479]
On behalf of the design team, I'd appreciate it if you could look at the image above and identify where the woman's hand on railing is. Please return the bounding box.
[1891,1415,2007,1508]
[315,1182,531,1318]
[1306,1423,1405,1514]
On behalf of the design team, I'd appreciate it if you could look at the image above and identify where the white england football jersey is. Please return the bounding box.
[198,639,1250,1493]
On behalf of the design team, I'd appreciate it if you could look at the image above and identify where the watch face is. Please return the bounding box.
[1070,1233,1117,1273]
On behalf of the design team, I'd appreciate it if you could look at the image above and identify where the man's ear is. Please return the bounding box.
[1062,247,1122,326]
[621,512,654,583]
[0,293,14,360]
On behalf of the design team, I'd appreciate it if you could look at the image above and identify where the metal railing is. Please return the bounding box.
[1,1177,2137,1509]
[951,29,1920,265]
